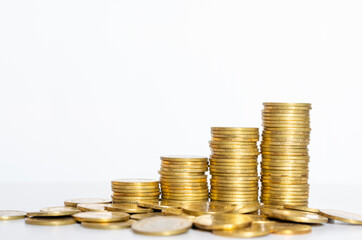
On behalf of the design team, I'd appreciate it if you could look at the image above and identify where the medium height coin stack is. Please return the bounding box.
[260,103,311,207]
[209,127,260,204]
[159,155,209,202]
[111,179,160,203]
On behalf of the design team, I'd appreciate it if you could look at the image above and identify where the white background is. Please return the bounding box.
[1,0,362,185]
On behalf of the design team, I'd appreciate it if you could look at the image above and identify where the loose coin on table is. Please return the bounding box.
[77,203,108,212]
[131,212,163,220]
[271,222,312,235]
[194,213,252,230]
[319,209,362,225]
[40,206,80,214]
[27,211,77,217]
[81,220,137,230]
[263,208,327,224]
[25,217,76,226]
[182,202,235,216]
[64,198,111,207]
[213,223,270,238]
[73,211,129,223]
[132,216,193,236]
[0,210,27,220]
[105,203,153,214]
[284,205,320,213]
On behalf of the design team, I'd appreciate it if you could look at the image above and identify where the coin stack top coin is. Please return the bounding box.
[159,155,209,203]
[209,127,260,204]
[260,103,311,208]
[111,179,160,203]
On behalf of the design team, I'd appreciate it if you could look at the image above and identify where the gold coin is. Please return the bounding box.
[194,213,252,230]
[25,217,76,226]
[39,206,80,214]
[210,157,257,162]
[319,209,362,225]
[113,192,160,197]
[161,164,207,170]
[262,116,310,121]
[161,178,207,183]
[271,222,312,235]
[111,179,159,186]
[73,211,130,222]
[161,182,208,187]
[162,190,209,195]
[77,203,108,212]
[210,197,258,202]
[131,212,163,220]
[210,165,256,169]
[112,188,160,193]
[230,202,262,214]
[162,192,209,197]
[162,160,207,165]
[137,201,181,210]
[212,176,259,180]
[161,185,207,190]
[211,173,257,177]
[112,195,159,201]
[81,220,136,229]
[111,182,159,188]
[0,210,27,220]
[211,127,259,132]
[263,102,311,107]
[162,196,208,201]
[160,155,207,162]
[132,216,193,236]
[210,168,257,173]
[64,198,111,207]
[263,130,310,135]
[284,205,319,213]
[27,211,77,217]
[182,202,235,216]
[212,187,258,192]
[213,223,270,238]
[105,203,153,213]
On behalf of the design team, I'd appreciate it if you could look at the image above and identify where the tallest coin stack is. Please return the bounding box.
[260,103,311,207]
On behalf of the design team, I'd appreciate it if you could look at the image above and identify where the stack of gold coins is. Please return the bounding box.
[159,155,209,203]
[260,103,311,207]
[209,127,260,204]
[111,179,160,203]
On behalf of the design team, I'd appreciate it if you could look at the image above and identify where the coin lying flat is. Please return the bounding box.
[319,209,362,225]
[213,223,270,238]
[105,203,153,214]
[64,198,111,207]
[284,205,320,213]
[131,212,163,220]
[271,222,312,235]
[132,216,192,236]
[27,211,77,217]
[81,219,137,229]
[77,203,108,212]
[194,213,252,230]
[73,211,129,223]
[263,208,327,224]
[0,210,27,220]
[137,201,181,210]
[40,206,80,214]
[181,201,235,216]
[231,203,263,214]
[25,217,76,226]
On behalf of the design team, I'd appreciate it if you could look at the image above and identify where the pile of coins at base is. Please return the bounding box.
[2,195,362,237]
[260,103,311,207]
[209,127,260,204]
[111,179,160,203]
[159,155,209,202]
[2,102,362,237]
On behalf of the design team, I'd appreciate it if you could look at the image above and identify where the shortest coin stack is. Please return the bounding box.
[159,155,209,203]
[111,179,160,203]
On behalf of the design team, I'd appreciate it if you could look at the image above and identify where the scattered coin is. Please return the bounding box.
[77,203,108,212]
[0,210,27,220]
[319,209,362,225]
[64,198,111,207]
[40,206,80,214]
[213,223,270,238]
[25,217,76,226]
[132,216,193,236]
[263,208,327,224]
[81,220,137,229]
[271,222,312,235]
[105,203,153,214]
[73,211,129,223]
[130,212,163,220]
[194,213,252,230]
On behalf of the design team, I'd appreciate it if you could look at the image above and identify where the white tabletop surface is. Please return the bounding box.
[1,182,362,240]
